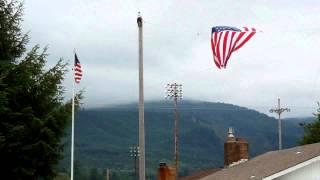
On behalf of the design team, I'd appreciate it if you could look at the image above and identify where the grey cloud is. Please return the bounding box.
[22,0,320,117]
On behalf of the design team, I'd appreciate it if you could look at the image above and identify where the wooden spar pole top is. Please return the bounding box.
[137,12,143,27]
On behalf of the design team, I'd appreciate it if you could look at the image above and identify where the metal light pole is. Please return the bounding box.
[137,12,145,180]
[130,146,140,179]
[270,98,290,150]
[165,83,183,177]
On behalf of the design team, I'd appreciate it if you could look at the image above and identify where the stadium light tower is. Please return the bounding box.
[130,145,140,179]
[270,98,290,150]
[165,83,183,176]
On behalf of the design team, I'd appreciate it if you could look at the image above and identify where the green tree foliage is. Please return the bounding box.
[53,173,70,180]
[300,104,320,145]
[89,167,103,180]
[74,160,88,180]
[73,161,105,180]
[0,1,81,179]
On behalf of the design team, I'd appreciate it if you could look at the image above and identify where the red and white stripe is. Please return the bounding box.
[74,62,82,84]
[211,27,256,69]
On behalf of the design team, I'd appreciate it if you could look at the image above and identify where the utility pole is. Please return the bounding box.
[130,146,140,180]
[137,12,145,180]
[270,98,290,150]
[105,168,110,180]
[165,83,183,177]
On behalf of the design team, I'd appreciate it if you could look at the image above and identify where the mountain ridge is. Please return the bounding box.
[62,100,307,177]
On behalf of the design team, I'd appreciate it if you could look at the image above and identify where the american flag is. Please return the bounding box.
[74,53,82,83]
[211,26,256,69]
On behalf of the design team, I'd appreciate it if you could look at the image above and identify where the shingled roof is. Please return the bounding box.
[199,142,320,180]
[178,168,222,180]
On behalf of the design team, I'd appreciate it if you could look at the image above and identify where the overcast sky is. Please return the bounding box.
[22,0,320,117]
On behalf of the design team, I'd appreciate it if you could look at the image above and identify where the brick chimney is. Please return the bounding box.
[224,127,249,167]
[157,162,176,180]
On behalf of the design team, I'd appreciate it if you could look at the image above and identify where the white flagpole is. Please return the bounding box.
[137,13,145,180]
[71,52,75,180]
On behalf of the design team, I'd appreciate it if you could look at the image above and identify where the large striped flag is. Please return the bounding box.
[74,53,82,83]
[211,26,256,69]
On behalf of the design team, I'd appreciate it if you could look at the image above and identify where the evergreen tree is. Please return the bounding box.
[0,1,81,179]
[89,167,99,180]
[74,160,88,180]
[300,103,320,145]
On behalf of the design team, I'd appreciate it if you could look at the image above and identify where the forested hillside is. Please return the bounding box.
[60,100,307,179]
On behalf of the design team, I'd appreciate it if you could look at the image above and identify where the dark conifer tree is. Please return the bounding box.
[300,104,320,145]
[0,1,81,179]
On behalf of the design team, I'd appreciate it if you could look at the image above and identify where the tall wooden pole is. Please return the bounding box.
[137,13,145,180]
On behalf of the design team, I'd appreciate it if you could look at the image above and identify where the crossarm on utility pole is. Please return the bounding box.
[270,98,290,150]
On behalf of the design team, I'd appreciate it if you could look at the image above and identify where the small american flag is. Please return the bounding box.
[74,53,82,83]
[211,26,256,69]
